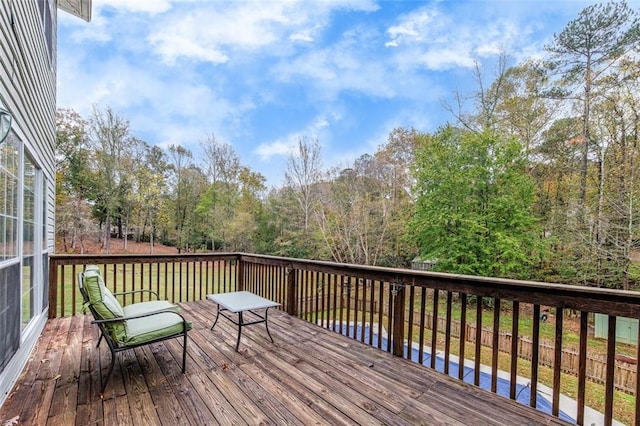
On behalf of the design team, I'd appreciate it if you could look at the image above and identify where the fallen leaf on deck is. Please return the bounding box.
[2,415,19,426]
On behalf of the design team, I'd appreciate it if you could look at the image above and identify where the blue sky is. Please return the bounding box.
[57,0,600,188]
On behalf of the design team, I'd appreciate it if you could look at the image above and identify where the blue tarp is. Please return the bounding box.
[336,324,575,423]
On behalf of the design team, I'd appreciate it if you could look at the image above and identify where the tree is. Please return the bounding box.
[198,134,242,250]
[55,108,94,253]
[88,106,133,253]
[284,136,322,232]
[167,144,195,252]
[129,142,169,252]
[545,0,640,225]
[314,129,415,266]
[410,127,542,278]
[588,61,640,289]
[492,62,557,156]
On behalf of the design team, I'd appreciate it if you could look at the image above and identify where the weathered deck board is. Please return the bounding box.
[1,300,570,425]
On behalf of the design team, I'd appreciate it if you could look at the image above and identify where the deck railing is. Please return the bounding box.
[49,252,640,425]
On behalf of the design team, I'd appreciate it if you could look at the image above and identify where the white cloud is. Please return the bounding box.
[144,1,379,66]
[290,30,316,43]
[385,8,439,45]
[383,4,539,72]
[254,141,293,159]
[96,0,172,15]
[254,113,334,160]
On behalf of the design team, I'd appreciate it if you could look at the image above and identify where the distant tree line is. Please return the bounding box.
[55,1,640,290]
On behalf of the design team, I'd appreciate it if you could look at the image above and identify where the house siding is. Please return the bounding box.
[0,0,57,406]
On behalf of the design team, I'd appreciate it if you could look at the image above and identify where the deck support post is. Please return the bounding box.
[286,267,297,316]
[48,258,58,319]
[237,257,244,291]
[392,280,406,357]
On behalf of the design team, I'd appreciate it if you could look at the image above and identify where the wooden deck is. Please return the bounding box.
[1,300,570,425]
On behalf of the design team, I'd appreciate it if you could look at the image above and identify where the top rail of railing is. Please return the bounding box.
[50,252,640,318]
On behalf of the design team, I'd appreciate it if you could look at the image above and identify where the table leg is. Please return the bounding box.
[265,307,275,343]
[235,311,243,351]
[210,304,221,330]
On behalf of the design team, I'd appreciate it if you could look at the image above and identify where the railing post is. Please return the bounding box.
[48,257,58,319]
[286,267,297,316]
[392,280,406,357]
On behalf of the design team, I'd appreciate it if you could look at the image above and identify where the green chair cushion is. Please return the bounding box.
[82,269,127,342]
[124,312,192,346]
[123,300,178,317]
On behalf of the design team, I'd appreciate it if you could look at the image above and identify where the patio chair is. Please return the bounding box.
[79,265,192,393]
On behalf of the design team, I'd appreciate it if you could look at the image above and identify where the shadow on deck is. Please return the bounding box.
[0,300,570,425]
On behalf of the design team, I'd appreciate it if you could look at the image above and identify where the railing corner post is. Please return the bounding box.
[286,266,297,316]
[48,258,57,319]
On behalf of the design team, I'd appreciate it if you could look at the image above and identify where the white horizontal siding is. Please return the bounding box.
[0,0,56,231]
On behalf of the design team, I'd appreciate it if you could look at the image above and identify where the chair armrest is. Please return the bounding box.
[112,289,160,300]
[91,309,187,324]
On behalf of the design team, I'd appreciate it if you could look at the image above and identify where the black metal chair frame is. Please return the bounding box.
[78,272,189,394]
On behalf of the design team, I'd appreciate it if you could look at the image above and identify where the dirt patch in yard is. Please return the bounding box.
[56,238,179,255]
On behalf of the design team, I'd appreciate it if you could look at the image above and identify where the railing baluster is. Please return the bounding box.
[132,263,136,304]
[123,263,128,305]
[387,281,393,353]
[111,264,117,293]
[552,307,564,416]
[361,278,367,344]
[313,271,320,324]
[510,300,519,400]
[71,264,77,316]
[458,293,467,381]
[305,270,311,322]
[198,260,203,297]
[605,315,616,426]
[194,260,198,299]
[419,287,427,365]
[368,279,375,346]
[180,261,191,302]
[340,276,347,336]
[530,304,541,409]
[474,298,482,386]
[444,291,452,374]
[431,289,439,369]
[171,262,176,303]
[636,322,640,425]
[353,277,359,339]
[407,284,415,361]
[577,310,588,425]
[376,280,383,349]
[331,274,342,332]
[491,299,500,393]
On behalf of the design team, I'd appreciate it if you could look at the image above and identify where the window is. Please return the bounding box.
[0,131,46,361]
[37,0,54,65]
[42,177,48,311]
[0,136,20,261]
[22,156,36,329]
[0,134,21,371]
